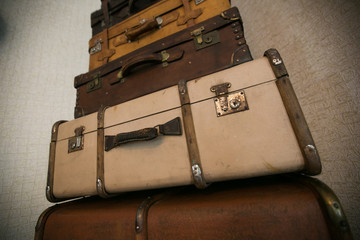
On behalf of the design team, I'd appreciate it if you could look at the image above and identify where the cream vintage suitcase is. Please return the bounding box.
[88,0,231,70]
[47,49,321,202]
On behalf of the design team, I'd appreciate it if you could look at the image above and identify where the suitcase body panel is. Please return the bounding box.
[89,0,231,70]
[53,131,97,198]
[36,175,353,240]
[47,49,321,202]
[76,7,252,118]
[193,81,304,182]
[104,107,193,192]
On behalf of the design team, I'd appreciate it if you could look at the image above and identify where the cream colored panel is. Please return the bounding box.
[104,108,192,193]
[53,132,97,198]
[57,113,98,141]
[187,57,276,103]
[191,81,304,182]
[105,86,180,127]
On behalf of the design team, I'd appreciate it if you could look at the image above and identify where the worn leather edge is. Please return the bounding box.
[46,120,69,203]
[135,194,165,240]
[264,49,322,175]
[34,205,60,240]
[75,6,242,87]
[231,43,253,66]
[290,175,354,240]
[178,80,208,189]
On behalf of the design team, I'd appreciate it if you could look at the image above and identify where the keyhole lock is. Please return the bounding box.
[205,36,213,44]
[229,99,241,109]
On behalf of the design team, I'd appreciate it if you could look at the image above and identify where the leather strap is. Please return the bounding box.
[96,29,116,63]
[178,80,208,189]
[178,0,202,27]
[101,0,110,27]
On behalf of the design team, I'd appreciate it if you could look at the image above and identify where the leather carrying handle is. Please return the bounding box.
[126,18,159,42]
[115,53,163,81]
[105,117,182,151]
[112,49,184,84]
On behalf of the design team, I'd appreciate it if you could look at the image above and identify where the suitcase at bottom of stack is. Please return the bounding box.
[34,174,353,240]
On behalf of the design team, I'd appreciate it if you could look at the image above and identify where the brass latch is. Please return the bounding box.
[191,26,205,44]
[86,73,102,93]
[161,50,170,67]
[68,126,85,153]
[191,27,220,50]
[210,83,249,117]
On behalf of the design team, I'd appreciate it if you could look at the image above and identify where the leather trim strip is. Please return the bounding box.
[96,106,115,198]
[264,48,321,175]
[178,80,207,189]
[46,120,69,203]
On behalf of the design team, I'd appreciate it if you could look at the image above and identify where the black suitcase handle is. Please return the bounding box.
[104,117,182,151]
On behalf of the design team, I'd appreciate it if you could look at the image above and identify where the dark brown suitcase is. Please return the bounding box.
[74,7,252,118]
[91,0,162,36]
[35,175,353,240]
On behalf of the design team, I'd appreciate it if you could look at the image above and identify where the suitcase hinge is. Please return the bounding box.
[68,126,85,153]
[86,73,102,93]
[210,83,249,117]
[191,27,220,50]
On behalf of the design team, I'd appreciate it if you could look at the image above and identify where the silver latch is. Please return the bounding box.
[89,39,102,55]
[68,126,85,153]
[195,0,205,5]
[210,83,249,117]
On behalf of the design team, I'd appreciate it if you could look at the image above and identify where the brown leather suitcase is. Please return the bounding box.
[35,175,353,240]
[91,0,162,36]
[75,7,252,118]
[88,0,231,70]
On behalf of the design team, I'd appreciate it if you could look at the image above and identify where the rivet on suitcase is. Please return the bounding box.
[46,49,321,202]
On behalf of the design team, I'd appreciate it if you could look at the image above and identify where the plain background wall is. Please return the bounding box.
[0,0,359,239]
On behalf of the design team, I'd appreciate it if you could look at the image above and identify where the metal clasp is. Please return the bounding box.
[86,73,102,93]
[89,39,102,55]
[211,83,249,117]
[191,27,220,50]
[161,50,170,67]
[191,26,205,44]
[68,126,85,153]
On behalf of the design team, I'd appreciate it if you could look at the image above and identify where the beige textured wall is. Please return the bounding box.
[232,0,360,238]
[0,0,359,239]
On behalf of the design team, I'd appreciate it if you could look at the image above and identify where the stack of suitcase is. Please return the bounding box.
[35,0,353,239]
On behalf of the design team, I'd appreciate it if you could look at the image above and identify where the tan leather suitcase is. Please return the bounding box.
[36,175,353,240]
[88,0,231,71]
[46,49,321,202]
[91,0,162,36]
